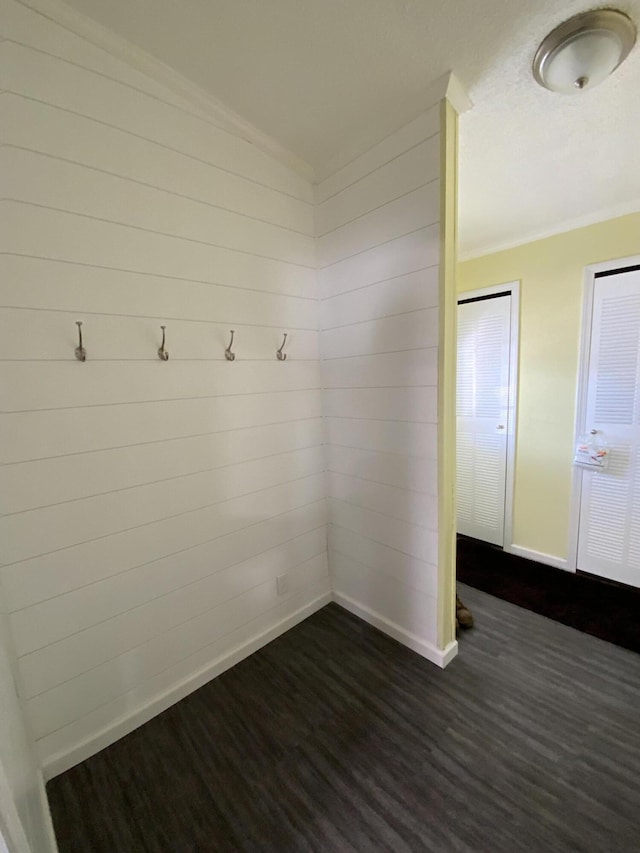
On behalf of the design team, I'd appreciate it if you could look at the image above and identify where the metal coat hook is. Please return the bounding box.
[158,325,169,361]
[225,329,236,361]
[75,321,86,362]
[277,333,288,361]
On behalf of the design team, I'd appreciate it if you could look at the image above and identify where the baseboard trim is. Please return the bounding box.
[37,769,60,852]
[332,591,458,668]
[505,544,571,572]
[43,591,331,780]
[458,535,640,653]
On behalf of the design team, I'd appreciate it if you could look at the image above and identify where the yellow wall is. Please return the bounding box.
[438,99,458,648]
[458,212,640,561]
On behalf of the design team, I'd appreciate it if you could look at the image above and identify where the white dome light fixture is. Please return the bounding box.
[533,9,636,93]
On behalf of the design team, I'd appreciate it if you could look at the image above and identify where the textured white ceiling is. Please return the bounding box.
[458,0,640,258]
[57,0,640,257]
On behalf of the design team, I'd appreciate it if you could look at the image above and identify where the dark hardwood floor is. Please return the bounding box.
[457,535,640,653]
[47,585,640,852]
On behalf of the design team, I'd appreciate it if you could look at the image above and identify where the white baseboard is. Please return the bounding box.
[37,769,60,852]
[505,544,572,572]
[43,587,456,779]
[43,591,331,780]
[332,591,458,669]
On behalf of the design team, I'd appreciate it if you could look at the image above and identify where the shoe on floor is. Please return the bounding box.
[456,594,474,629]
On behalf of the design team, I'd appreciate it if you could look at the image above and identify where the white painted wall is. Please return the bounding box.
[317,107,447,663]
[0,592,57,853]
[0,0,459,797]
[0,0,329,779]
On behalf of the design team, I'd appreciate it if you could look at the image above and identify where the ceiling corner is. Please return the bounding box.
[16,0,316,182]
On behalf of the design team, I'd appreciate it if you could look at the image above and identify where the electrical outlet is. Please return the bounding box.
[276,573,289,596]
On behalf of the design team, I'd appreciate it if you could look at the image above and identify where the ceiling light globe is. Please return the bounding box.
[533,10,636,94]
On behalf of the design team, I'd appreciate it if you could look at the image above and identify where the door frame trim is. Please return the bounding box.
[457,280,520,550]
[567,254,640,573]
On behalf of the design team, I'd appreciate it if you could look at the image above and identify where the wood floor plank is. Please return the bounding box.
[47,585,640,852]
[457,535,640,653]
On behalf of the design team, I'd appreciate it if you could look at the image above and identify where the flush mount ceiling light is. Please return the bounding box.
[533,9,636,93]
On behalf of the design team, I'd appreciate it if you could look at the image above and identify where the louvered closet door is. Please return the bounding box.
[456,295,511,545]
[578,269,640,587]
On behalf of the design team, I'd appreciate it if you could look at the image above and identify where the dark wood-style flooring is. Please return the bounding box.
[47,585,640,852]
[458,535,640,653]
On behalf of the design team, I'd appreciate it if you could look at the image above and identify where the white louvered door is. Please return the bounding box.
[456,294,511,545]
[577,269,640,587]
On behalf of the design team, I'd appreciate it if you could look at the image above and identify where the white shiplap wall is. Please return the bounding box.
[0,597,57,853]
[0,0,329,777]
[317,107,448,661]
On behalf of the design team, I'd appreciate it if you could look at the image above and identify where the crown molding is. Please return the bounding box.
[316,71,471,183]
[459,200,640,262]
[15,0,316,182]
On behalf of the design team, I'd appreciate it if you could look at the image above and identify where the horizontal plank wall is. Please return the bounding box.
[0,0,329,777]
[0,592,58,853]
[317,101,457,665]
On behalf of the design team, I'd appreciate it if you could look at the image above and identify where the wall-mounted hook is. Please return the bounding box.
[225,330,236,361]
[75,321,86,362]
[158,325,169,361]
[277,333,288,361]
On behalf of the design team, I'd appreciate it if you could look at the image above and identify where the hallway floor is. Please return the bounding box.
[457,535,640,653]
[47,585,640,852]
